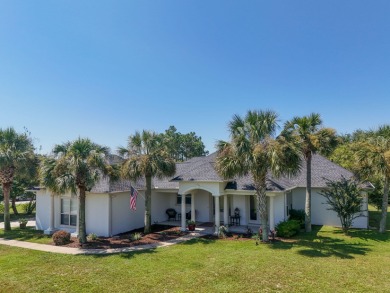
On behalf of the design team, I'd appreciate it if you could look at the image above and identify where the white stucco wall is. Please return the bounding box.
[272,193,286,226]
[291,187,368,229]
[35,189,76,233]
[151,191,175,223]
[85,193,110,236]
[111,191,145,236]
[35,189,50,230]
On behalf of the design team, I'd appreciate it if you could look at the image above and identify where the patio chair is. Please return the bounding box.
[166,208,177,221]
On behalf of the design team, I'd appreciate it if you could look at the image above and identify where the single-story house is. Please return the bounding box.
[35,153,370,236]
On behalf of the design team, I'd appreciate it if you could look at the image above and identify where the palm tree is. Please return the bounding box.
[0,128,35,231]
[216,110,301,242]
[118,130,176,233]
[40,138,111,243]
[356,136,390,233]
[283,113,337,232]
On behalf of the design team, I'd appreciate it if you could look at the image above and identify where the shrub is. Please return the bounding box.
[21,201,36,215]
[275,220,300,238]
[19,218,28,225]
[52,230,71,246]
[289,209,305,227]
[320,177,364,234]
[130,232,142,241]
[87,233,98,241]
[218,225,228,238]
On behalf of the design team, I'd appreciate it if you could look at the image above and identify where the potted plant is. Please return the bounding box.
[19,218,28,229]
[187,220,196,231]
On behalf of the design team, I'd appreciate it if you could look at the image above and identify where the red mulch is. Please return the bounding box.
[56,225,186,249]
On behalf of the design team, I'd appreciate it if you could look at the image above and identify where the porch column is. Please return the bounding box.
[223,194,228,226]
[269,196,275,231]
[44,193,55,235]
[180,194,186,231]
[214,195,220,234]
[191,193,195,222]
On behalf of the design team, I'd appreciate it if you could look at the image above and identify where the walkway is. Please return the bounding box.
[0,227,212,255]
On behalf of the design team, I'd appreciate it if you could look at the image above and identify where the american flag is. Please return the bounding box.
[130,185,138,211]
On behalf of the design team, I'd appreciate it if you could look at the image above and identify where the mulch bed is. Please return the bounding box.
[201,233,290,243]
[52,225,294,249]
[58,225,186,249]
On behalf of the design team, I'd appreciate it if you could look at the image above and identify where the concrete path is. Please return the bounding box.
[0,232,205,255]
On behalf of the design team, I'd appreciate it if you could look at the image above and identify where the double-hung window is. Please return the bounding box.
[61,198,77,226]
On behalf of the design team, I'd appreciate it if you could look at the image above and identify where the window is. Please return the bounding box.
[176,194,191,205]
[250,195,257,221]
[61,198,77,226]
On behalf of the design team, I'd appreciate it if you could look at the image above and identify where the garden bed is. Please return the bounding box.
[61,225,186,249]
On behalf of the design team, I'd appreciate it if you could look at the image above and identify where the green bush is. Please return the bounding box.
[87,233,98,241]
[130,232,142,241]
[289,209,305,227]
[52,230,71,246]
[21,201,36,215]
[275,220,301,238]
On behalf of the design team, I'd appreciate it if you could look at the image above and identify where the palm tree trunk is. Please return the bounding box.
[11,197,18,215]
[379,176,389,233]
[305,154,312,233]
[144,175,152,233]
[3,183,11,231]
[255,174,268,242]
[78,187,87,244]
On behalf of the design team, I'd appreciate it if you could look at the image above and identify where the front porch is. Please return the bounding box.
[155,184,280,235]
[158,221,214,234]
[157,220,261,235]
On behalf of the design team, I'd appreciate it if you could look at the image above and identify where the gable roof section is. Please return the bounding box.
[171,152,221,182]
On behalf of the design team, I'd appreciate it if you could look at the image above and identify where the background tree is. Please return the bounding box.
[216,110,301,242]
[40,138,112,243]
[356,135,390,233]
[158,126,209,161]
[320,177,365,234]
[283,113,337,232]
[0,127,36,231]
[119,130,176,233]
[0,154,39,215]
[330,125,390,212]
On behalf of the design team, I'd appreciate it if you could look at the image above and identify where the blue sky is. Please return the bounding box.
[0,1,389,154]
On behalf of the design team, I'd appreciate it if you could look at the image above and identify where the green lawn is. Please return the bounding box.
[0,227,52,244]
[0,203,35,223]
[0,209,389,292]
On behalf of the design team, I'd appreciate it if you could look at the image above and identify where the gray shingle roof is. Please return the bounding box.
[90,152,366,193]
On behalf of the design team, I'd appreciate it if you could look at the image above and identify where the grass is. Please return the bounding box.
[0,227,52,244]
[0,208,389,292]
